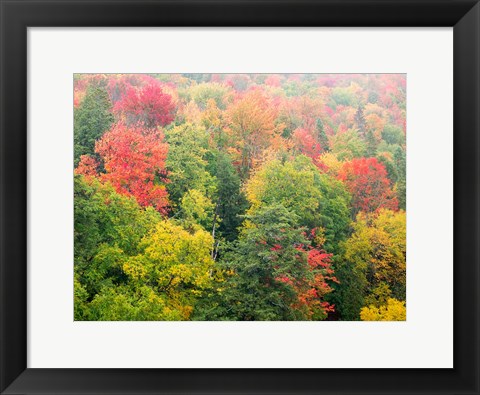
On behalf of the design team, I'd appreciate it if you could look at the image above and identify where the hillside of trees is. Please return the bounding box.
[74,73,406,321]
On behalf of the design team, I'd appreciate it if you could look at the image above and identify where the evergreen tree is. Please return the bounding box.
[354,105,366,137]
[74,85,114,166]
[315,118,330,152]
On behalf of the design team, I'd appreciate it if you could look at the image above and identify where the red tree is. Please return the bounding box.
[113,83,175,129]
[275,244,337,320]
[292,127,323,160]
[75,155,99,178]
[338,157,398,213]
[94,123,170,214]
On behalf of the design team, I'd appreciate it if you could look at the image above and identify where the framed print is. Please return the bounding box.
[0,1,479,394]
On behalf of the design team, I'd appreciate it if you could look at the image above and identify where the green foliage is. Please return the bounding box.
[165,123,217,206]
[75,175,218,320]
[208,151,248,241]
[180,189,216,230]
[207,204,316,320]
[245,155,351,251]
[330,86,357,108]
[330,129,367,161]
[315,118,330,152]
[74,85,114,166]
[188,82,231,110]
[328,258,366,321]
[382,124,405,146]
[394,146,407,210]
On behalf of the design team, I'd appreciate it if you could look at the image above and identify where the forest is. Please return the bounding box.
[74,73,406,321]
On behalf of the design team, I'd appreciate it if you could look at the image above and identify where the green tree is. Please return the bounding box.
[330,129,367,161]
[245,155,351,251]
[208,151,248,242]
[394,146,407,210]
[315,118,330,152]
[382,124,405,146]
[74,85,114,166]
[354,105,366,137]
[165,123,216,206]
[210,204,332,321]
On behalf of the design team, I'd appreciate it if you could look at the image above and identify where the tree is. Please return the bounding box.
[188,82,232,110]
[343,209,406,302]
[165,123,216,206]
[315,118,330,153]
[354,105,366,137]
[127,219,217,319]
[245,155,351,251]
[74,175,161,266]
[210,204,336,320]
[93,123,170,214]
[74,176,218,321]
[113,83,175,129]
[292,127,323,159]
[208,151,248,242]
[225,89,281,176]
[330,129,367,161]
[360,298,406,321]
[179,189,216,230]
[74,84,114,166]
[338,157,398,214]
[382,124,405,146]
[393,146,407,210]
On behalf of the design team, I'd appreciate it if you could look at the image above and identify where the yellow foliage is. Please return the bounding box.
[140,220,215,292]
[360,298,406,321]
[345,209,406,291]
[318,152,343,176]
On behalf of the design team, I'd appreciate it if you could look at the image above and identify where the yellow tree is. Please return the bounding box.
[360,298,406,321]
[343,209,406,302]
[225,89,282,176]
[124,220,218,319]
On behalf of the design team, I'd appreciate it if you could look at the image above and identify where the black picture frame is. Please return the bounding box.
[1,1,479,394]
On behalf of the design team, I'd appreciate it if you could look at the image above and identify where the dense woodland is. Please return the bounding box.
[74,73,406,321]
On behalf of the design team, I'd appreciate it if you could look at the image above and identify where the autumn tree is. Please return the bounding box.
[292,127,323,160]
[74,175,218,320]
[338,157,398,214]
[225,89,281,177]
[245,155,351,252]
[188,82,232,110]
[92,123,170,214]
[346,209,406,300]
[74,175,164,319]
[208,204,336,320]
[360,298,406,321]
[113,83,175,129]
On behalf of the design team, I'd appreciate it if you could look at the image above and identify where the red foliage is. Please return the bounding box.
[294,248,337,318]
[338,157,398,213]
[95,123,170,214]
[113,83,175,129]
[75,155,99,178]
[265,75,282,87]
[273,243,337,319]
[292,127,323,160]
